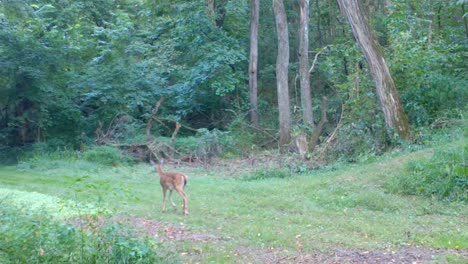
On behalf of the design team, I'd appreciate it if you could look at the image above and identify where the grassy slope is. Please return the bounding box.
[0,142,467,262]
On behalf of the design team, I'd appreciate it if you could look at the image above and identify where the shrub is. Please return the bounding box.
[0,146,23,164]
[386,145,467,202]
[22,143,79,161]
[328,117,388,163]
[0,202,170,263]
[82,145,130,166]
[177,129,234,161]
[226,113,258,155]
[198,128,236,159]
[402,74,467,126]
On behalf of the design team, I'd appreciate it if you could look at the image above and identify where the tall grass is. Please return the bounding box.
[386,144,467,202]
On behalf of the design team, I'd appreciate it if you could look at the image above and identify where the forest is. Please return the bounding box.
[0,0,467,263]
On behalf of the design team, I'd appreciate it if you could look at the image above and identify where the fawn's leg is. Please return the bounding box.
[175,187,189,215]
[161,187,168,212]
[169,190,176,208]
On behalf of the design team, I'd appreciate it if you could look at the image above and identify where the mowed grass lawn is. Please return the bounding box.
[0,145,467,262]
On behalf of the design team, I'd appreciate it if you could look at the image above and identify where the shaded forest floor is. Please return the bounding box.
[0,140,467,263]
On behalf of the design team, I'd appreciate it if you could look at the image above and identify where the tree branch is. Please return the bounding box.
[170,122,181,146]
[145,96,165,140]
[308,46,329,74]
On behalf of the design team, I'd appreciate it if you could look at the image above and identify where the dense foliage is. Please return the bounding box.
[387,144,467,202]
[0,0,466,161]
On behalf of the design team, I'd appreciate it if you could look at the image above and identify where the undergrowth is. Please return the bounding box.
[386,143,467,202]
[82,145,134,166]
[0,199,173,264]
[242,168,291,181]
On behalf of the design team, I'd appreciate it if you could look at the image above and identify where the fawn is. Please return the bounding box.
[150,159,189,215]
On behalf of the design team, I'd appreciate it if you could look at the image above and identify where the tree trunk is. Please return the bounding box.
[315,0,323,46]
[337,0,411,140]
[273,0,292,148]
[207,0,215,17]
[309,96,328,151]
[249,0,259,127]
[462,3,468,39]
[299,0,314,127]
[17,100,27,145]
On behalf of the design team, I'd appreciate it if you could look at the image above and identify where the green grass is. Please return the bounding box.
[386,144,467,202]
[0,141,467,262]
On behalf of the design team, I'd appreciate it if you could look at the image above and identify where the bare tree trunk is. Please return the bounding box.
[299,0,314,127]
[337,0,411,140]
[315,0,323,46]
[273,0,292,148]
[249,0,260,127]
[17,101,27,145]
[207,0,215,17]
[145,96,165,140]
[462,3,468,39]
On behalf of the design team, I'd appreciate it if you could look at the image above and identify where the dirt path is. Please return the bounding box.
[69,215,217,242]
[69,215,467,263]
[234,246,468,263]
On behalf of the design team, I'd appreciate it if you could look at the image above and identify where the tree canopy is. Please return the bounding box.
[1,0,466,161]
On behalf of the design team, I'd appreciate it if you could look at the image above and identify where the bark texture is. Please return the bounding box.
[249,0,259,127]
[207,0,215,17]
[273,0,292,147]
[337,0,411,139]
[299,0,314,126]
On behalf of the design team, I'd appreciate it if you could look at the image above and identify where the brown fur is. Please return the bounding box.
[150,160,189,215]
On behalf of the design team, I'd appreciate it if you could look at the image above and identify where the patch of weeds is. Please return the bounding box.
[83,145,133,166]
[314,186,402,212]
[288,161,311,173]
[347,192,402,212]
[431,235,468,250]
[15,145,129,173]
[411,231,468,252]
[386,144,467,202]
[20,143,79,162]
[432,253,468,264]
[0,202,173,263]
[60,171,142,215]
[0,188,99,220]
[243,168,291,181]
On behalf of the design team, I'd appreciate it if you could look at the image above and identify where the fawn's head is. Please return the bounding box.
[149,159,164,167]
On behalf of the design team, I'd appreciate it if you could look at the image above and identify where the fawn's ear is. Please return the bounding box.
[160,158,165,166]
